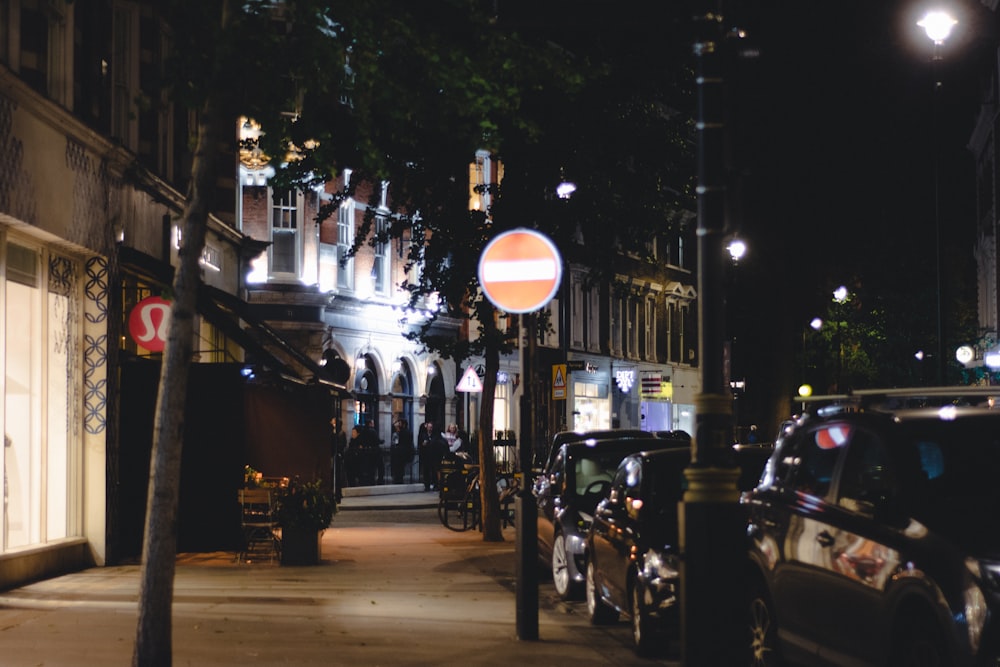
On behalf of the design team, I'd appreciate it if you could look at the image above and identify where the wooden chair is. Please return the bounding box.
[237,488,280,563]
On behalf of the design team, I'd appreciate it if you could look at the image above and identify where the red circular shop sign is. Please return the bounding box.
[128,296,172,352]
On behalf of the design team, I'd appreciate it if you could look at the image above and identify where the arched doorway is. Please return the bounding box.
[424,364,446,431]
[354,355,379,430]
[391,360,414,430]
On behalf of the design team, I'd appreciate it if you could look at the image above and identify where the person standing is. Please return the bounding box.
[417,421,437,490]
[346,425,365,487]
[330,417,347,503]
[390,419,414,484]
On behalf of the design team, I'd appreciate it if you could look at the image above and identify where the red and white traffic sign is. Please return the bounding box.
[477,229,562,313]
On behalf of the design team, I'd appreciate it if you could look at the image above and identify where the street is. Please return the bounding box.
[0,504,678,666]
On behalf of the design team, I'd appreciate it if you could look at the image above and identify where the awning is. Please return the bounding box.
[200,285,348,393]
[119,245,348,395]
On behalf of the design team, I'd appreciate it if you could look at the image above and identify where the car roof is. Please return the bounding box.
[562,436,680,457]
[551,428,649,445]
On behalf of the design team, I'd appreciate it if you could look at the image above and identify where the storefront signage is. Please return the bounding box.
[128,295,171,352]
[615,369,635,393]
[640,374,673,400]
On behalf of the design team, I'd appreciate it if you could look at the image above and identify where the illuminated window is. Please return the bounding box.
[269,188,302,279]
[337,198,355,290]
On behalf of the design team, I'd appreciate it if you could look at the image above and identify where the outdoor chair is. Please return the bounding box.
[237,487,280,563]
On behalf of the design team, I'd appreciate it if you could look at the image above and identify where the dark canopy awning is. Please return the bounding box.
[119,245,348,395]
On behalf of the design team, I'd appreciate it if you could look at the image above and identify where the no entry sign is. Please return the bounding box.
[478,229,562,313]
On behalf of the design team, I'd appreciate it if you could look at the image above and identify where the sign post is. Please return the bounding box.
[478,228,562,641]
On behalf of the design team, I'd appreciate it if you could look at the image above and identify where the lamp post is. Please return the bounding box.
[918,9,956,386]
[832,286,848,392]
[726,237,746,441]
[802,316,823,387]
[680,9,744,664]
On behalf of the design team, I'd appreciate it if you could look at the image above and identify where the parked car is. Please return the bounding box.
[534,428,649,474]
[744,387,1000,666]
[586,444,771,655]
[534,435,682,600]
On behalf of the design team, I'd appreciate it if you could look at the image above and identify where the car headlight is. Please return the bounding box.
[643,549,680,581]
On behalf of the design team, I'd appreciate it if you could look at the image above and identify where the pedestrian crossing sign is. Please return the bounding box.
[456,366,483,393]
[552,364,567,400]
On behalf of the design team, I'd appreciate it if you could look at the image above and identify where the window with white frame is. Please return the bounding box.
[373,181,390,295]
[337,198,355,290]
[610,295,623,356]
[374,214,389,295]
[111,3,139,149]
[667,300,680,363]
[587,287,600,353]
[645,295,657,361]
[469,150,491,213]
[627,297,639,359]
[571,275,584,349]
[269,188,301,278]
[540,298,560,348]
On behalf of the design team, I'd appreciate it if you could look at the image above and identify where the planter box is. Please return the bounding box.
[280,527,322,565]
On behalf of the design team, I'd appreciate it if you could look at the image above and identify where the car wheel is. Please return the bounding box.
[748,585,781,667]
[552,533,580,600]
[631,580,663,656]
[586,560,618,625]
[889,609,948,667]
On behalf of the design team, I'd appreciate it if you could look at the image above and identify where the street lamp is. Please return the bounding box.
[832,286,849,392]
[918,9,956,386]
[726,237,747,441]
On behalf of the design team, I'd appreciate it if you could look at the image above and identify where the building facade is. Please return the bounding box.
[1,0,343,589]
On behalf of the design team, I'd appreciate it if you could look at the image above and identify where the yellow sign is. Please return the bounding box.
[552,364,567,400]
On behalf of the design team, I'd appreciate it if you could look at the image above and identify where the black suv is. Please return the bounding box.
[744,388,1000,666]
[534,436,679,600]
[587,445,771,655]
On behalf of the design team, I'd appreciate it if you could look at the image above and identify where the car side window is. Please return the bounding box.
[788,422,851,498]
[835,428,896,517]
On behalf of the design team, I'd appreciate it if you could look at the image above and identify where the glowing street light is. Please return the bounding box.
[918,10,957,46]
[917,9,956,385]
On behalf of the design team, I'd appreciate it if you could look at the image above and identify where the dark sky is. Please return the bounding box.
[733,1,993,300]
[718,1,998,420]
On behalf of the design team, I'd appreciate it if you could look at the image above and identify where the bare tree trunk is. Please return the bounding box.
[478,337,504,541]
[132,88,225,666]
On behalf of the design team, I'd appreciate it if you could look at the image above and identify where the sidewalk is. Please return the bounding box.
[0,487,676,666]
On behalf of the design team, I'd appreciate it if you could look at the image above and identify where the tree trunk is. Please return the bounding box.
[477,336,504,541]
[131,90,226,667]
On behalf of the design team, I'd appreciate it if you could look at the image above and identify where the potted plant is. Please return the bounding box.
[273,478,336,565]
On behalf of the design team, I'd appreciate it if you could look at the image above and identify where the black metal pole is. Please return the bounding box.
[516,312,538,640]
[679,9,744,665]
[932,44,945,386]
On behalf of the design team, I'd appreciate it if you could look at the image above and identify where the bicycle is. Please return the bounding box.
[437,463,477,531]
[437,464,519,532]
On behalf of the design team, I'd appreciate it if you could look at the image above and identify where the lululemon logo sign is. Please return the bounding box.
[128,296,172,352]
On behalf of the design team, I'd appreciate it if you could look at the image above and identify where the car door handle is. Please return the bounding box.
[816,531,835,547]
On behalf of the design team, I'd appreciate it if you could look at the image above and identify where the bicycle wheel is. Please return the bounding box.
[463,479,481,531]
[438,496,469,531]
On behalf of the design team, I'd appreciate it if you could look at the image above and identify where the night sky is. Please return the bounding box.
[719,1,998,424]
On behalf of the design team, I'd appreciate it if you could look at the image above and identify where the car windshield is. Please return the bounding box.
[571,450,633,498]
[899,416,1000,551]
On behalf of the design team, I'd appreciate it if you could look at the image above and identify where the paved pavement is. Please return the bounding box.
[0,486,681,666]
